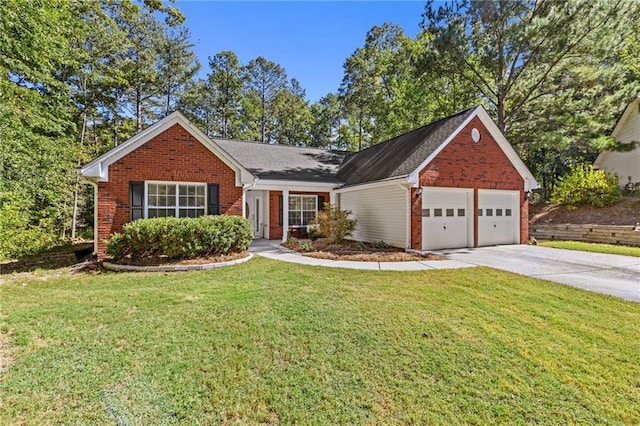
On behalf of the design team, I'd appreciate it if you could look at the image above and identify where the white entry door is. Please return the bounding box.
[477,190,520,246]
[245,192,263,238]
[422,187,473,250]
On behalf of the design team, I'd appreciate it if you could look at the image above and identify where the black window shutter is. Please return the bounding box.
[317,195,325,210]
[278,195,283,225]
[207,183,220,215]
[129,181,144,221]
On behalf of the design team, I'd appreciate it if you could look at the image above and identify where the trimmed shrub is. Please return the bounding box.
[312,203,356,243]
[551,164,620,210]
[105,215,253,261]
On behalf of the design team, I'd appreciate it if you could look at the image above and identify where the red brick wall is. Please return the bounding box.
[97,124,242,258]
[410,116,528,249]
[268,191,330,240]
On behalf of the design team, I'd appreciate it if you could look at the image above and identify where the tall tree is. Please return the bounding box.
[0,0,82,255]
[338,23,474,150]
[243,57,287,143]
[177,78,217,137]
[156,26,200,116]
[208,51,243,138]
[309,93,343,149]
[272,79,313,145]
[419,0,638,176]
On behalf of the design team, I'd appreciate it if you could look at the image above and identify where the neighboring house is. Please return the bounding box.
[79,106,539,258]
[594,97,640,188]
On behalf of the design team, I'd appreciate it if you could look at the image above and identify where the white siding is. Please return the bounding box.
[338,183,408,248]
[595,101,640,186]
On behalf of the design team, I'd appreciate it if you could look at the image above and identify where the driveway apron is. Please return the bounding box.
[443,245,640,302]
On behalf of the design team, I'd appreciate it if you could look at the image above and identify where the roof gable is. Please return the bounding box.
[79,112,251,184]
[611,97,640,142]
[336,108,476,186]
[337,106,539,191]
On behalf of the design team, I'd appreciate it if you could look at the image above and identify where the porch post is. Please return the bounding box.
[242,188,247,218]
[282,189,289,242]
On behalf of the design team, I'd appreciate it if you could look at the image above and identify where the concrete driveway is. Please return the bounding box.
[442,245,640,302]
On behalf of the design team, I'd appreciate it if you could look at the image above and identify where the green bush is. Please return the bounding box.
[372,240,389,249]
[0,192,59,259]
[551,164,620,210]
[312,203,356,244]
[299,241,314,252]
[105,215,253,261]
[307,225,320,241]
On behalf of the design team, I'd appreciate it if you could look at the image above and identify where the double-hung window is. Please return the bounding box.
[288,195,317,226]
[146,182,206,218]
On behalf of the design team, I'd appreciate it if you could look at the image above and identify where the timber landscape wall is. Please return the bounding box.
[530,224,640,247]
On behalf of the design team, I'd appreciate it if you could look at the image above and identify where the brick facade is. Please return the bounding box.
[96,124,242,258]
[410,117,528,250]
[268,191,330,240]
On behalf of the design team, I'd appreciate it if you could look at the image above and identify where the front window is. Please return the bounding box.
[147,182,206,218]
[288,195,317,226]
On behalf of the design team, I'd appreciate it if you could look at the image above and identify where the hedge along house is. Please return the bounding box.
[79,107,538,258]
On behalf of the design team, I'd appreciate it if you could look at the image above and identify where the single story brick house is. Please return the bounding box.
[79,106,539,258]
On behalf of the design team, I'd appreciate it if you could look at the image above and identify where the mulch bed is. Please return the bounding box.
[109,251,250,267]
[283,240,445,262]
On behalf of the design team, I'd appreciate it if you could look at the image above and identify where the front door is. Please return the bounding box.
[245,192,263,238]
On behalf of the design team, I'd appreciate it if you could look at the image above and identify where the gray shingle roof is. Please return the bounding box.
[336,107,477,186]
[214,139,348,183]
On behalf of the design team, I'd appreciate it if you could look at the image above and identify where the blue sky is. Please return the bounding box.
[178,1,427,102]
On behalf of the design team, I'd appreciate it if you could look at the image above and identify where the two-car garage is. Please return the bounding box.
[421,187,520,250]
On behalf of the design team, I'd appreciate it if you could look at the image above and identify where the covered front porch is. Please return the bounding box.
[242,180,337,242]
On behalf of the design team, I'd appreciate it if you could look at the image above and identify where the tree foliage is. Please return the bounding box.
[418,0,640,193]
[2,0,638,257]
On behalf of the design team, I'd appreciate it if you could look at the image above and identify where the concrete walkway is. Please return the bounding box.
[248,239,472,271]
[249,240,640,302]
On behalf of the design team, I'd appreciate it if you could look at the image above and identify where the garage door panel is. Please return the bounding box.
[478,190,519,246]
[422,188,473,250]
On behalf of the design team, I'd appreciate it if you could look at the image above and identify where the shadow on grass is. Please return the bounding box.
[0,242,94,274]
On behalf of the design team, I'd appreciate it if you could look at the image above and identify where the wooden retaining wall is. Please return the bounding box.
[530,224,640,246]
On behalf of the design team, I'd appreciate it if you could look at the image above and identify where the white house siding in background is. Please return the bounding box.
[337,180,408,248]
[594,98,640,186]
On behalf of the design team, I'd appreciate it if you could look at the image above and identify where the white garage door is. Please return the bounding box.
[478,190,520,246]
[422,187,473,250]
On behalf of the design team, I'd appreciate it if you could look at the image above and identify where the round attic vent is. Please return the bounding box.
[471,128,481,143]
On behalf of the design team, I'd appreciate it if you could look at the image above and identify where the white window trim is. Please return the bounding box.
[287,195,318,227]
[144,181,207,219]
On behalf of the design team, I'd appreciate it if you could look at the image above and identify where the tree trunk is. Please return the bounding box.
[71,77,88,240]
[136,87,143,132]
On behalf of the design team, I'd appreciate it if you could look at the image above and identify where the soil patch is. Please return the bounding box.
[1,242,94,275]
[283,240,444,262]
[0,333,15,375]
[529,197,640,226]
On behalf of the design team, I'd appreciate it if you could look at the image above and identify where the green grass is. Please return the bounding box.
[1,258,639,424]
[539,240,640,257]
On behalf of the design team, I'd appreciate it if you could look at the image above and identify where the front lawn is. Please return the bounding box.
[538,240,640,257]
[1,258,639,424]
